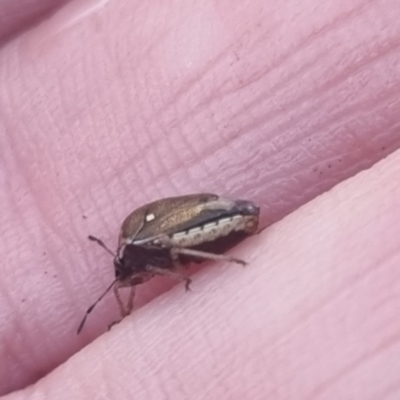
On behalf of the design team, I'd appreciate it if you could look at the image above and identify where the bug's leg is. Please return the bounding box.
[107,285,136,331]
[126,285,136,316]
[171,247,247,266]
[114,284,127,317]
[145,266,192,291]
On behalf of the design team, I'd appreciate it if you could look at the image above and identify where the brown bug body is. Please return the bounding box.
[77,193,259,334]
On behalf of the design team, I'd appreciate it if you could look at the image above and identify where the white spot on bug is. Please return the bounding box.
[146,213,156,222]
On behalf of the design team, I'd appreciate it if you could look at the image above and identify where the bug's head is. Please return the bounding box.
[114,243,171,281]
[78,236,142,334]
[114,244,144,278]
[113,246,141,281]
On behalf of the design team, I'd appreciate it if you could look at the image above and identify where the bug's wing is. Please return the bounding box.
[120,194,217,242]
[119,194,258,245]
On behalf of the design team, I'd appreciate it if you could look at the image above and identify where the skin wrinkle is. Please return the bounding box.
[4,148,56,250]
[379,382,400,400]
[126,26,400,205]
[306,335,400,399]
[165,1,368,126]
[270,257,400,397]
[0,294,23,376]
[47,7,396,189]
[2,330,32,389]
[0,183,64,382]
[159,0,362,123]
[124,334,163,399]
[242,50,399,130]
[0,0,71,46]
[261,254,389,365]
[230,60,398,154]
[153,50,229,122]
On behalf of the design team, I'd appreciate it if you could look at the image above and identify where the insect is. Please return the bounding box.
[77,193,260,333]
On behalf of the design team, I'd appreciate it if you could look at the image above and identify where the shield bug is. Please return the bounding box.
[77,193,259,333]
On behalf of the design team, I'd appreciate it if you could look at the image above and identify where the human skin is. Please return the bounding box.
[1,0,400,399]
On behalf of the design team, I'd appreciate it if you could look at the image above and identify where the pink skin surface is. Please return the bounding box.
[1,0,400,398]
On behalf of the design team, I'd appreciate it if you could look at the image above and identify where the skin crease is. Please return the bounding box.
[0,0,70,45]
[0,0,400,398]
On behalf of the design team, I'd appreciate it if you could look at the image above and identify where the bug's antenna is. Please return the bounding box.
[88,235,115,257]
[81,223,146,334]
[77,278,118,334]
